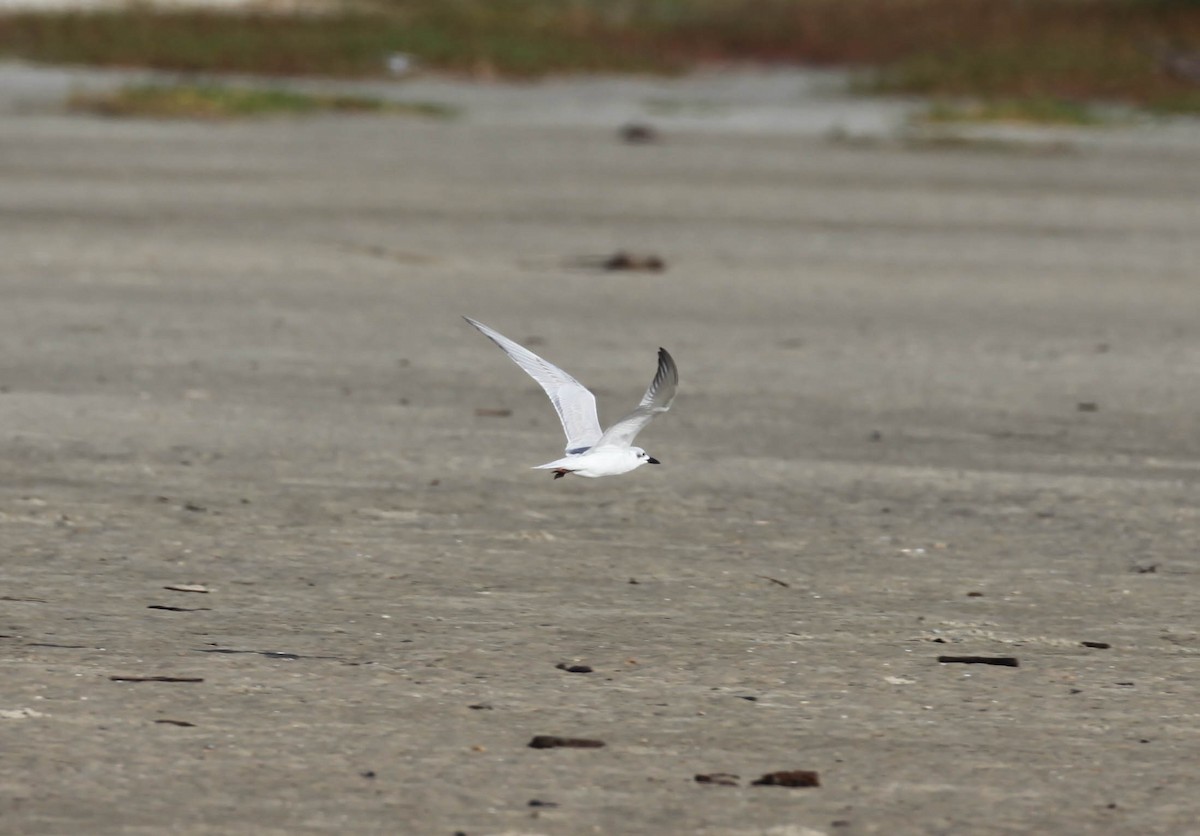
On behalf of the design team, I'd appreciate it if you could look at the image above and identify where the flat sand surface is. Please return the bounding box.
[2,71,1200,835]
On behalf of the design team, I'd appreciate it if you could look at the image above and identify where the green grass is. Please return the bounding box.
[921,97,1107,127]
[69,84,456,119]
[1144,89,1200,113]
[0,6,684,77]
[1,1,1200,111]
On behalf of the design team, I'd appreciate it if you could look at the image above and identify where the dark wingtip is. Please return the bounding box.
[657,347,678,384]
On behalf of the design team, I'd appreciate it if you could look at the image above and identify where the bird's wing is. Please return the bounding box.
[593,347,677,449]
[464,317,603,453]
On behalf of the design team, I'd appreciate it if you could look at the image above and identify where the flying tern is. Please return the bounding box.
[464,317,677,478]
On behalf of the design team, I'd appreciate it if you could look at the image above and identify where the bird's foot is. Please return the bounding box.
[552,468,572,480]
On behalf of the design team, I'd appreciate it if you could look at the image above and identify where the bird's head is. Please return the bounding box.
[633,447,660,465]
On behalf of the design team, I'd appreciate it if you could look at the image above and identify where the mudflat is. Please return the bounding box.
[2,74,1200,835]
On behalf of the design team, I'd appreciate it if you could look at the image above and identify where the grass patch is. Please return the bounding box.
[69,84,455,119]
[1,1,1199,110]
[900,133,1080,155]
[0,6,683,77]
[1145,89,1200,114]
[921,97,1106,127]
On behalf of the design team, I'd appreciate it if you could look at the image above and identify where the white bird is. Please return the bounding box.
[464,317,678,478]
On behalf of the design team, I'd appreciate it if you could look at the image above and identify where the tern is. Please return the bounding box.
[464,317,677,478]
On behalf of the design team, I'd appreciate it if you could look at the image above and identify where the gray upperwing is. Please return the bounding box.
[594,347,677,449]
[463,317,604,453]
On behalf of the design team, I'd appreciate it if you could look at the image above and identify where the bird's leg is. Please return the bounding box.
[552,468,572,479]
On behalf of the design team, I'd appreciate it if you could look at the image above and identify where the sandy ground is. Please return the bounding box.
[2,66,1200,835]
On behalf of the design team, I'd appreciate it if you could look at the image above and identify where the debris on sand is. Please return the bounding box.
[695,773,740,786]
[756,575,790,588]
[566,251,667,273]
[603,251,665,272]
[619,123,659,144]
[555,663,594,673]
[164,584,210,594]
[0,708,47,720]
[528,735,605,749]
[751,770,821,788]
[937,655,1019,667]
